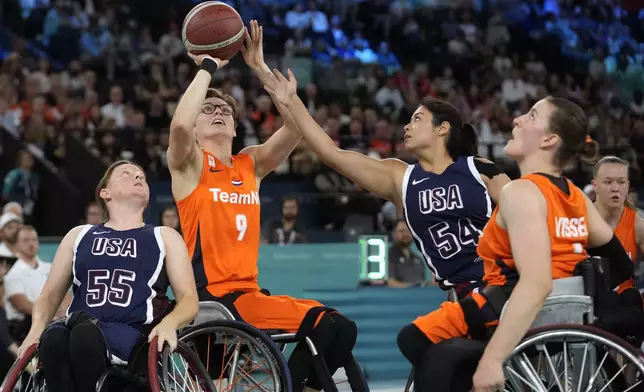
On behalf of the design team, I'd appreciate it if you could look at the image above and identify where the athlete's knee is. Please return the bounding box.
[397,324,432,366]
[39,326,70,359]
[68,322,106,358]
[327,313,357,349]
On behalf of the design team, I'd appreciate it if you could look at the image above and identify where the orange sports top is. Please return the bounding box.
[614,206,638,292]
[478,173,590,288]
[177,151,261,297]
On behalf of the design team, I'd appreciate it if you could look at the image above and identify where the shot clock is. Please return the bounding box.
[358,235,388,285]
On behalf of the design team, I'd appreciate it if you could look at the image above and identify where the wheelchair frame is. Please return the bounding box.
[403,273,644,392]
[182,301,369,392]
[0,336,217,392]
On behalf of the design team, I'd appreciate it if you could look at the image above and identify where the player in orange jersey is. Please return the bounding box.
[168,21,359,392]
[365,95,629,392]
[592,156,644,305]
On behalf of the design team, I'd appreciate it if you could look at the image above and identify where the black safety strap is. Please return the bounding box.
[460,297,487,341]
[481,286,509,318]
[295,306,335,342]
[218,291,247,321]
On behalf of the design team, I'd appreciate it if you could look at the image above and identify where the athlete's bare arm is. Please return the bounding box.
[152,227,199,336]
[264,69,407,207]
[479,180,553,364]
[17,225,82,356]
[635,212,644,254]
[168,55,228,199]
[584,193,618,247]
[474,158,511,204]
[239,21,301,180]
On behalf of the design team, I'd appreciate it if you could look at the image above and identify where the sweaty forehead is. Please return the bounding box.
[203,97,229,106]
[597,163,628,178]
[413,106,432,119]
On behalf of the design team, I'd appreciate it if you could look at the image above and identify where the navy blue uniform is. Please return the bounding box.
[60,224,171,362]
[402,156,492,295]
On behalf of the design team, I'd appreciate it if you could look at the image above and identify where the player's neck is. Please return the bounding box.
[518,155,560,178]
[200,140,233,167]
[103,208,145,231]
[594,201,623,227]
[417,150,453,174]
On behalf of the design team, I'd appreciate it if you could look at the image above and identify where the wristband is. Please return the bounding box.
[200,57,218,75]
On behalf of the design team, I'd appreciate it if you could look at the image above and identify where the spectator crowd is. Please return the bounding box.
[0,0,642,235]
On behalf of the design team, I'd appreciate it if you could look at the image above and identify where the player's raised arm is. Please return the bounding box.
[17,225,83,357]
[168,54,228,172]
[264,69,407,204]
[239,21,302,179]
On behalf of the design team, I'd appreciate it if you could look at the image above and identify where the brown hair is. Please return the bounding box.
[205,88,238,122]
[593,155,628,178]
[545,96,598,168]
[95,160,144,221]
[592,155,635,208]
[17,225,37,237]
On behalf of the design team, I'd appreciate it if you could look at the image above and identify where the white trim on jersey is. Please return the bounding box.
[401,164,441,280]
[466,156,493,218]
[146,227,166,325]
[67,224,93,317]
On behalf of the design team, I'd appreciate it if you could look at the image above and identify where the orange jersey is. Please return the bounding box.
[177,151,261,297]
[614,207,638,292]
[478,174,590,288]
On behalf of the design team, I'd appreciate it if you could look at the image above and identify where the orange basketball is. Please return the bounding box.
[182,1,245,60]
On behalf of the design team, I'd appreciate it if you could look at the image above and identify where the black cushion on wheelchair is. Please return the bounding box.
[418,338,487,392]
[573,257,612,301]
[593,289,644,348]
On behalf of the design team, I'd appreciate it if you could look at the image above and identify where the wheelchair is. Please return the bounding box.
[404,258,644,392]
[0,335,217,392]
[178,301,369,392]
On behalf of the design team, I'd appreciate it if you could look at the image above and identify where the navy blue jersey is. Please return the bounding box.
[67,224,171,328]
[402,156,492,287]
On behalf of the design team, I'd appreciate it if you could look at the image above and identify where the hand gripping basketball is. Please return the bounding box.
[187,52,229,69]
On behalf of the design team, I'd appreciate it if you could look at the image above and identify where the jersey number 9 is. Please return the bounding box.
[86,269,136,308]
[428,218,481,259]
[236,214,247,241]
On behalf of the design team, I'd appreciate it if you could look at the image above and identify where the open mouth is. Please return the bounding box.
[611,195,620,201]
[211,119,225,125]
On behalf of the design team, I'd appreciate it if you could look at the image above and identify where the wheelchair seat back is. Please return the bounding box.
[191,301,236,326]
[501,276,594,328]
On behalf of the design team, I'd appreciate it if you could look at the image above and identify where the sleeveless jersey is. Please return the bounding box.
[402,156,493,286]
[479,174,589,288]
[67,224,170,327]
[177,151,261,297]
[614,206,638,291]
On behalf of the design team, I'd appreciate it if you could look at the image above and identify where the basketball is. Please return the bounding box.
[182,1,245,60]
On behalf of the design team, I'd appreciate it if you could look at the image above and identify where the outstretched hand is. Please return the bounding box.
[240,20,265,72]
[263,69,298,106]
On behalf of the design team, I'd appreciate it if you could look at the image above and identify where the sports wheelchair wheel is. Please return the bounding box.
[0,337,217,392]
[179,320,292,392]
[503,324,644,392]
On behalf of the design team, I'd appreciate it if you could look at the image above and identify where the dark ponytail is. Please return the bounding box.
[446,122,479,160]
